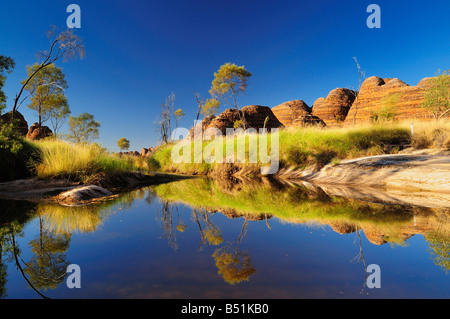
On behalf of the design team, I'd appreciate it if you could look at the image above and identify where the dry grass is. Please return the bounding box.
[32,140,150,184]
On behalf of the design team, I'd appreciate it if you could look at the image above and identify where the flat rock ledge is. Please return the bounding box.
[299,153,450,193]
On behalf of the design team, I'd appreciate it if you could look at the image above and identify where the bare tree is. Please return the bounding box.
[12,26,84,118]
[352,57,365,126]
[156,92,175,144]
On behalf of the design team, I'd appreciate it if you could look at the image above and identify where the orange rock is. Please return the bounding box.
[343,76,434,125]
[271,100,311,127]
[205,105,283,137]
[312,88,356,126]
[26,123,53,140]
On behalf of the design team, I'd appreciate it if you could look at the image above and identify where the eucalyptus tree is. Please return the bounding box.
[209,63,251,129]
[21,63,69,126]
[12,26,84,118]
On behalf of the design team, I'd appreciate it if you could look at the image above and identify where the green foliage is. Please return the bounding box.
[209,63,252,100]
[24,229,71,291]
[66,112,100,143]
[13,27,84,115]
[0,55,15,114]
[21,63,69,125]
[0,126,40,182]
[201,98,220,117]
[426,231,450,274]
[117,137,130,151]
[421,70,450,120]
[209,63,251,128]
[0,121,25,153]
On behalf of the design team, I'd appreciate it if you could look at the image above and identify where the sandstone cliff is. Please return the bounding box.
[343,76,434,125]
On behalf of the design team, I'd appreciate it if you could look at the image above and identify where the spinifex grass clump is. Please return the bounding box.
[33,140,146,183]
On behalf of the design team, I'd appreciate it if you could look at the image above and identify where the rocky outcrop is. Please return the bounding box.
[118,147,155,157]
[271,100,311,127]
[205,105,283,137]
[271,100,327,128]
[343,76,434,125]
[141,147,155,157]
[186,115,216,140]
[312,88,356,126]
[57,185,113,206]
[329,221,356,234]
[291,114,326,128]
[0,111,28,136]
[26,123,53,140]
[301,152,450,193]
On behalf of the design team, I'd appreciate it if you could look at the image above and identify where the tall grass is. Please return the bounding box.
[407,119,450,149]
[32,140,149,183]
[278,123,410,168]
[150,122,413,174]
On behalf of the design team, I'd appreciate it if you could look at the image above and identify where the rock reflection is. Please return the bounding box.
[152,177,450,277]
[0,176,449,297]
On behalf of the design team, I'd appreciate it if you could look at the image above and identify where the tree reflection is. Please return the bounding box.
[192,208,223,251]
[426,226,450,274]
[23,216,71,291]
[212,220,256,285]
[156,200,183,251]
[0,200,36,298]
[351,226,368,294]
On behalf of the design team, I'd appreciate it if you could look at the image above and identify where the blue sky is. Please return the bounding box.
[1,0,449,151]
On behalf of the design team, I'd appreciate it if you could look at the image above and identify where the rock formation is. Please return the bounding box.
[343,76,434,125]
[291,114,326,128]
[141,147,155,157]
[186,115,216,140]
[0,111,28,136]
[118,147,155,157]
[312,88,356,126]
[271,100,326,128]
[57,185,113,205]
[26,122,53,140]
[204,105,283,138]
[271,100,311,127]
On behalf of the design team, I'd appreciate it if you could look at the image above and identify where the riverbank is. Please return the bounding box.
[283,149,450,193]
[0,171,192,204]
[150,121,450,193]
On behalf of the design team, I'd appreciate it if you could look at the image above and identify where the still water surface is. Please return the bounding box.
[1,178,449,299]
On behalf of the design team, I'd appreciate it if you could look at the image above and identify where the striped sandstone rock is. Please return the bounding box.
[343,76,435,125]
[271,100,311,127]
[205,105,283,138]
[312,88,356,126]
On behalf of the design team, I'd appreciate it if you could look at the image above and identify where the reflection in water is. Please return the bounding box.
[212,220,255,285]
[151,177,450,279]
[0,177,449,298]
[24,216,71,291]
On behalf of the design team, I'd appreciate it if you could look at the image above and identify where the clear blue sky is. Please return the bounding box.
[1,0,449,151]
